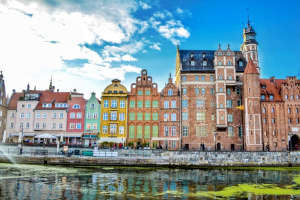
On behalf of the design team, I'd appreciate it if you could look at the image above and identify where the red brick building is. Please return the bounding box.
[157,74,180,150]
[127,69,160,148]
[66,91,86,144]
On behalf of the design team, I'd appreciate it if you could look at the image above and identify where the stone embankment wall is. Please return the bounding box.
[0,151,299,167]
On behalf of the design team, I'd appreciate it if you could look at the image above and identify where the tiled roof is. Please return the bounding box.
[179,50,247,73]
[244,59,258,74]
[8,92,23,110]
[35,90,70,110]
[260,78,284,102]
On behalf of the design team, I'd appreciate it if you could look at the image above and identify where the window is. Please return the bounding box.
[20,113,24,119]
[285,95,288,100]
[201,88,205,95]
[103,100,109,108]
[236,88,240,95]
[168,89,173,96]
[271,107,275,113]
[197,112,205,121]
[171,126,176,136]
[203,60,207,67]
[137,126,142,138]
[288,108,291,114]
[129,113,135,121]
[227,114,233,122]
[228,126,234,137]
[227,88,231,95]
[238,126,243,138]
[119,126,124,135]
[130,100,135,108]
[211,115,215,120]
[182,100,188,108]
[218,61,222,66]
[111,100,117,108]
[297,108,299,113]
[171,113,176,121]
[110,111,117,120]
[210,75,214,82]
[10,122,14,128]
[182,88,187,95]
[76,123,81,129]
[271,118,275,124]
[164,101,169,108]
[137,112,143,120]
[36,113,40,118]
[42,123,46,129]
[27,104,31,108]
[220,103,224,108]
[164,126,169,136]
[70,112,75,119]
[270,95,274,100]
[25,113,31,119]
[26,122,30,129]
[237,100,241,106]
[73,104,80,109]
[171,141,176,148]
[77,112,82,119]
[52,113,56,119]
[120,100,125,108]
[239,60,243,67]
[219,87,223,93]
[144,126,150,138]
[102,126,108,133]
[262,107,266,113]
[138,90,143,95]
[152,100,158,108]
[191,60,195,66]
[195,76,199,81]
[196,126,207,137]
[291,95,294,100]
[138,100,143,108]
[201,75,205,81]
[59,113,64,119]
[226,100,232,108]
[110,124,117,134]
[182,76,186,81]
[164,113,169,121]
[210,88,214,94]
[103,113,108,120]
[195,88,199,96]
[52,123,56,129]
[152,126,158,137]
[93,113,98,119]
[297,118,299,124]
[182,126,188,136]
[227,61,232,65]
[129,126,135,138]
[145,113,151,120]
[152,113,158,121]
[42,113,47,119]
[20,122,24,129]
[35,123,39,129]
[171,100,176,108]
[288,118,292,124]
[59,123,63,129]
[145,90,150,96]
[182,112,188,120]
[119,113,125,121]
[145,100,151,108]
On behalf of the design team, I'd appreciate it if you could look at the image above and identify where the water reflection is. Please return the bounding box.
[0,164,299,199]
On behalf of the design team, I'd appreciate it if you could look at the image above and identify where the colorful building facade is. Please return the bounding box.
[99,79,128,146]
[157,74,180,150]
[127,69,160,148]
[66,91,86,144]
[83,92,101,147]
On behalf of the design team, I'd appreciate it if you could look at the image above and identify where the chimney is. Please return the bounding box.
[12,89,16,93]
[57,89,59,92]
[73,89,77,92]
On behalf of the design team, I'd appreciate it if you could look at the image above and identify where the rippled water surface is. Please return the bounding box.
[0,163,300,199]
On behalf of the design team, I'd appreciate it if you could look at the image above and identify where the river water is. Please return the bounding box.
[0,163,299,200]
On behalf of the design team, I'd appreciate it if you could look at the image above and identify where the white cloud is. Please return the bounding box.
[122,54,137,61]
[176,8,184,14]
[150,43,161,51]
[139,1,151,10]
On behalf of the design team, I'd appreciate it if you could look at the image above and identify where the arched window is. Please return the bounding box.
[73,104,80,109]
[238,60,243,67]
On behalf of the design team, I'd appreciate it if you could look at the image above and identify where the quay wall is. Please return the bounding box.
[0,151,300,167]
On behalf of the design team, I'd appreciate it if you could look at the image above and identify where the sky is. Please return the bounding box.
[0,0,299,99]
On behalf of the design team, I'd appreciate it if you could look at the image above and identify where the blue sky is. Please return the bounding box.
[0,0,299,98]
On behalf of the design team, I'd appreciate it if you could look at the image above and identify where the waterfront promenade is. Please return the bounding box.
[0,145,299,167]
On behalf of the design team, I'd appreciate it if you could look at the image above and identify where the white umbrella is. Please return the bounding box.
[35,133,56,139]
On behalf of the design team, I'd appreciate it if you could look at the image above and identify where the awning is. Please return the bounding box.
[35,133,57,139]
[9,133,35,137]
[83,135,98,139]
[97,137,125,143]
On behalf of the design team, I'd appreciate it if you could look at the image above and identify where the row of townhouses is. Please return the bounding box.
[0,22,299,151]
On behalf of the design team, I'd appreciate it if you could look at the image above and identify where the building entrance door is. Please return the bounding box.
[290,135,300,151]
[216,143,221,151]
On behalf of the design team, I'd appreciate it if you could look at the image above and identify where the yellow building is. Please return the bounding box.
[99,79,128,146]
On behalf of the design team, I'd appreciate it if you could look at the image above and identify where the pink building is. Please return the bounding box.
[66,91,86,144]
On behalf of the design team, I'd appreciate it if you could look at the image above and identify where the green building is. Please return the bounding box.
[83,92,101,147]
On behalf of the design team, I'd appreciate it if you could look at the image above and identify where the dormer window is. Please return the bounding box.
[168,89,173,96]
[203,60,207,67]
[261,85,266,89]
[191,60,195,66]
[238,60,243,67]
[218,52,222,56]
[226,52,231,56]
[261,95,265,100]
[269,95,274,100]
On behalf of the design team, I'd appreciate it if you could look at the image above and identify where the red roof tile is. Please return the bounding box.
[35,90,70,110]
[8,92,23,110]
[244,59,259,74]
[260,78,284,102]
